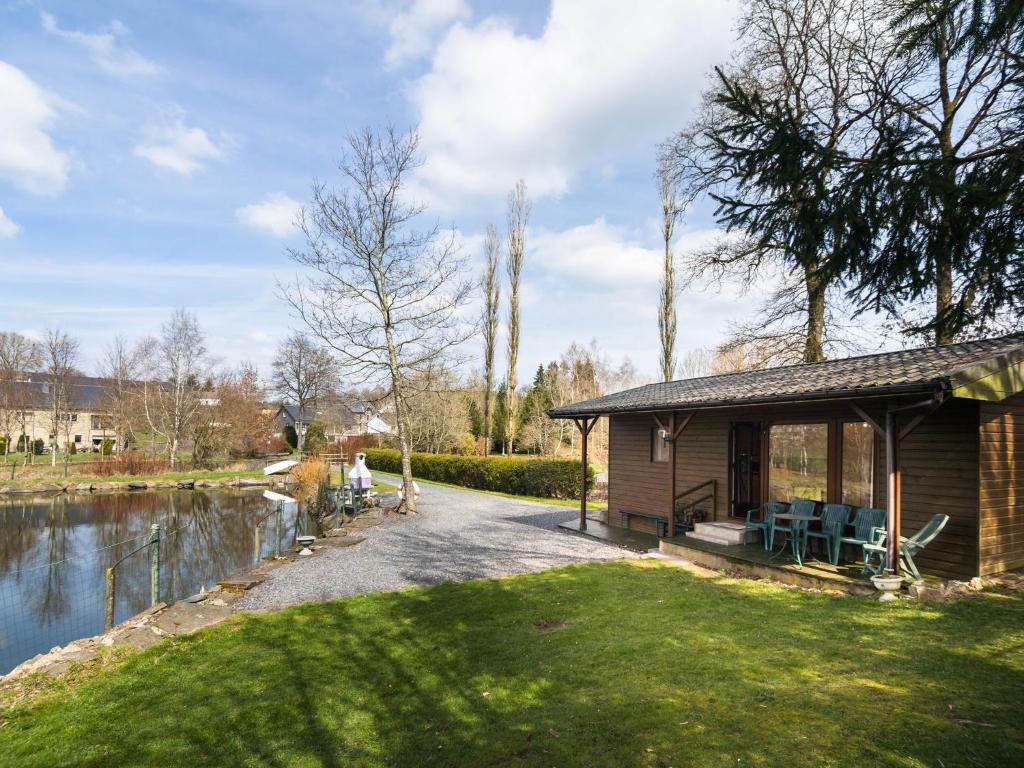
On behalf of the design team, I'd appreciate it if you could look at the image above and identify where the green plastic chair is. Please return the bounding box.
[804,503,852,564]
[838,507,886,570]
[769,498,818,550]
[744,501,789,549]
[862,514,950,580]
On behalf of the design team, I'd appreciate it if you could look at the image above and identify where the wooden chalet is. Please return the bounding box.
[548,335,1024,580]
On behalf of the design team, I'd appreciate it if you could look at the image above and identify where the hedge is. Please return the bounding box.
[362,448,592,499]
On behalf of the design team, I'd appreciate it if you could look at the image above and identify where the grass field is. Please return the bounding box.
[1,561,1021,767]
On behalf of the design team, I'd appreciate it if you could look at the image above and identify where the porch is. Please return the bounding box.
[559,516,880,595]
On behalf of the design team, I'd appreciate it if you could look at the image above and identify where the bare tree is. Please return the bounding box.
[42,329,80,466]
[99,335,144,453]
[677,347,715,379]
[658,171,682,381]
[271,333,338,451]
[504,179,530,454]
[284,127,473,513]
[480,224,501,456]
[0,332,41,458]
[141,309,209,466]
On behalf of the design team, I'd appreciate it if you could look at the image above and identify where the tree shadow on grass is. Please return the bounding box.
[2,561,1023,767]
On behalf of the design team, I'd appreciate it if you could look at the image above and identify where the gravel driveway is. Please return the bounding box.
[236,476,629,611]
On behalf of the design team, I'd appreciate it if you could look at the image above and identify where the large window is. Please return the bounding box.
[842,421,875,507]
[768,423,828,502]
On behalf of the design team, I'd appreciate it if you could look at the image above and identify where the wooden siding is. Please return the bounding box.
[607,397,983,579]
[979,392,1024,575]
[875,398,980,580]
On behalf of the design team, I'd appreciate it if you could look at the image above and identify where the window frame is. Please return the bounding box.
[765,420,831,503]
[839,419,876,508]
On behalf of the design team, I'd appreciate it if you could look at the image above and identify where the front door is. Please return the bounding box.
[730,422,761,517]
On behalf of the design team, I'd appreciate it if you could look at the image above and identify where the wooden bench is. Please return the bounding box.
[620,510,668,537]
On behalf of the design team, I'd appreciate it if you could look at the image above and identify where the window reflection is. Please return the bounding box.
[842,421,874,507]
[768,423,828,502]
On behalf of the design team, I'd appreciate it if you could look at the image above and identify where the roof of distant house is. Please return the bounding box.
[548,334,1024,418]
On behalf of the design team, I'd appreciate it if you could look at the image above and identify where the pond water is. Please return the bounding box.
[0,490,314,675]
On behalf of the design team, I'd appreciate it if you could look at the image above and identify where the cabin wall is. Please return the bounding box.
[607,397,983,578]
[874,398,980,580]
[978,393,1024,575]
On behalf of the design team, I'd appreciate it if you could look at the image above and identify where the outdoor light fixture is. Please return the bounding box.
[658,428,669,442]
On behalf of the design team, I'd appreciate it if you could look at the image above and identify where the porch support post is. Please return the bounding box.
[884,410,901,576]
[574,416,597,532]
[667,412,677,538]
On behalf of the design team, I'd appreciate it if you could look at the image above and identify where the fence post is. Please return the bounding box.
[274,501,282,558]
[254,523,261,565]
[104,567,116,630]
[149,524,160,606]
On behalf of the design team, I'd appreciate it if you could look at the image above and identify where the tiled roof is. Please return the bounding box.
[548,334,1024,418]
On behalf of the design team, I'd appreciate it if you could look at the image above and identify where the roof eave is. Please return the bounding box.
[547,381,943,420]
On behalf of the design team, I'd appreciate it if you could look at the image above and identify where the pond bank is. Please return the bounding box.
[0,474,295,496]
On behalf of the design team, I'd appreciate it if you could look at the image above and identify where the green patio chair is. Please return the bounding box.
[744,501,788,549]
[862,514,950,580]
[838,507,885,570]
[804,503,852,564]
[769,498,818,550]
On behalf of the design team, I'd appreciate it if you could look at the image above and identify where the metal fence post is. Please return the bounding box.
[104,567,116,630]
[149,524,160,606]
[274,501,282,558]
[254,523,261,565]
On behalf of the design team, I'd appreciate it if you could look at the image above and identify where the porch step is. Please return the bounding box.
[685,521,754,547]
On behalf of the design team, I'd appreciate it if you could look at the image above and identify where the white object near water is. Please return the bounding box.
[264,459,299,476]
[349,452,373,490]
[262,490,298,504]
[296,535,316,556]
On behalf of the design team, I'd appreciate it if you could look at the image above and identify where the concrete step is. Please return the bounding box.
[685,530,740,546]
[690,521,753,546]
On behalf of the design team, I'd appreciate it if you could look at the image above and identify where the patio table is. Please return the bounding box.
[769,513,817,567]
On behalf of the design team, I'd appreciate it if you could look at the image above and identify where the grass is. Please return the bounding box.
[1,561,1021,767]
[372,469,605,510]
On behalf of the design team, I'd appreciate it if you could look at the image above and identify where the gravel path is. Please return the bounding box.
[236,476,629,611]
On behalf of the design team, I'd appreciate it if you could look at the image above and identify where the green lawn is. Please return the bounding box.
[1,562,1021,767]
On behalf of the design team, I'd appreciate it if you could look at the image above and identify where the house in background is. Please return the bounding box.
[2,374,115,452]
[275,400,392,446]
[549,335,1024,581]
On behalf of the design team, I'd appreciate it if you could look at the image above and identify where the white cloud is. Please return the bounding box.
[0,60,70,195]
[133,109,225,174]
[409,0,738,207]
[0,207,20,238]
[41,12,161,78]
[236,194,302,237]
[532,218,721,288]
[385,0,470,68]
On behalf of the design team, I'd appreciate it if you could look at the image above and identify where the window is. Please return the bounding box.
[74,434,82,444]
[768,423,828,502]
[651,427,669,463]
[842,422,874,507]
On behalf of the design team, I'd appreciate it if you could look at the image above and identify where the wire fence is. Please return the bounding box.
[0,489,313,676]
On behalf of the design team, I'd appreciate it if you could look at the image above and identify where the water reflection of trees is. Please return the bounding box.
[1,489,303,675]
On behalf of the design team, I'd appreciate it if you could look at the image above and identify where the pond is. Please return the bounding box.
[0,489,314,676]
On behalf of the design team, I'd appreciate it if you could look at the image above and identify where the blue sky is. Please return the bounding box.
[0,0,756,381]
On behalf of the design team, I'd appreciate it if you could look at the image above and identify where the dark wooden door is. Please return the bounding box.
[730,422,761,517]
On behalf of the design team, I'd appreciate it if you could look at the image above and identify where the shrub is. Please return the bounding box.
[0,436,5,454]
[303,422,326,456]
[33,439,44,455]
[92,453,168,477]
[291,458,328,497]
[100,438,114,456]
[362,448,592,499]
